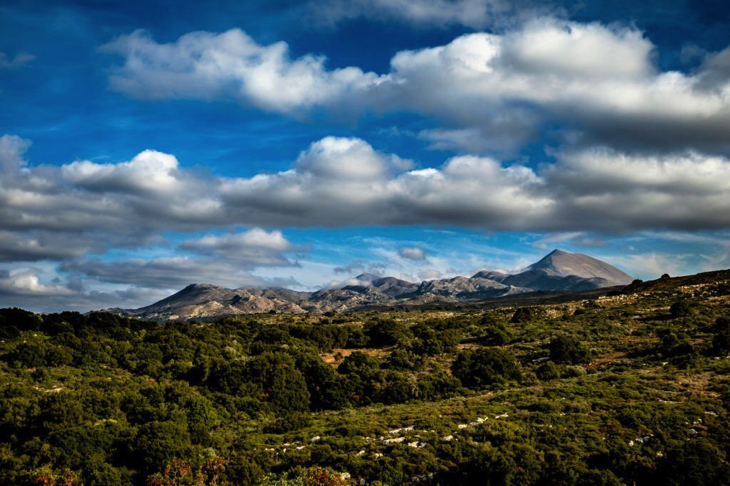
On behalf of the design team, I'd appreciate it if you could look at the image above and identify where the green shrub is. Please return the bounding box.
[670,300,692,318]
[536,361,561,381]
[549,335,591,364]
[451,348,521,388]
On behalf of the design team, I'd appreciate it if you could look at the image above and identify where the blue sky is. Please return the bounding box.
[1,0,730,311]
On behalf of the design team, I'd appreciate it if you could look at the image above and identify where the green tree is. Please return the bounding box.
[246,352,311,414]
[549,335,591,364]
[451,348,521,388]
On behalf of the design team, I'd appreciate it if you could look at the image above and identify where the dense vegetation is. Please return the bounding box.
[2,274,730,485]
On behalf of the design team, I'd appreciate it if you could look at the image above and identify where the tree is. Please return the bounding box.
[451,348,521,388]
[246,352,311,414]
[712,317,730,355]
[536,361,561,381]
[549,336,591,364]
[670,300,692,318]
[510,307,534,323]
[134,421,191,473]
[365,319,411,347]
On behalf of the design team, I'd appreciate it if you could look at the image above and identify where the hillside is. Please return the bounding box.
[114,249,632,321]
[1,269,730,484]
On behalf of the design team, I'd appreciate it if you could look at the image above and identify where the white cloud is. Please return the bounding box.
[295,136,410,180]
[0,268,72,296]
[0,134,31,171]
[604,253,689,280]
[100,29,382,115]
[5,134,730,248]
[546,148,730,231]
[101,19,730,151]
[180,228,301,266]
[62,150,182,193]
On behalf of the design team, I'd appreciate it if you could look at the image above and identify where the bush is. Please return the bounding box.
[670,300,692,318]
[712,317,730,355]
[510,308,533,323]
[365,319,411,347]
[451,348,521,388]
[536,361,561,381]
[549,336,591,364]
[480,322,511,346]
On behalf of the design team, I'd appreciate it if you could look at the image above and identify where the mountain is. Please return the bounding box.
[497,249,634,291]
[343,274,419,298]
[117,283,310,321]
[111,249,633,320]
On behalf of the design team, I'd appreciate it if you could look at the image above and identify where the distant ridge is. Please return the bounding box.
[110,249,633,321]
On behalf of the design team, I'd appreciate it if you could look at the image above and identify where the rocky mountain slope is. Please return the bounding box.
[112,249,634,320]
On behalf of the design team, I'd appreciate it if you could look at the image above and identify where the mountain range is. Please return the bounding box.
[109,249,634,321]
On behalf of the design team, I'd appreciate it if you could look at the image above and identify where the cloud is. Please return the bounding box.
[399,247,427,260]
[100,29,381,116]
[180,228,302,266]
[63,228,301,289]
[0,229,303,312]
[0,52,35,69]
[546,149,730,231]
[62,150,182,194]
[306,0,517,29]
[5,134,730,250]
[295,136,411,180]
[101,19,730,152]
[61,256,273,290]
[333,261,387,275]
[0,268,73,296]
[0,231,90,262]
[0,266,171,313]
[220,150,548,228]
[0,134,31,171]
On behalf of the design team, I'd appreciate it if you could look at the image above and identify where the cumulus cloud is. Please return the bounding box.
[5,134,730,244]
[546,149,730,231]
[399,247,427,260]
[0,134,31,171]
[0,267,171,313]
[101,19,730,152]
[180,228,302,266]
[100,29,381,116]
[0,268,73,296]
[62,150,182,194]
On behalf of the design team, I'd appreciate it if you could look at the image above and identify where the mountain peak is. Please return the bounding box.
[528,249,633,283]
[354,273,381,283]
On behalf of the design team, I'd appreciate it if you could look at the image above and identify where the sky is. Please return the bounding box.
[1,0,730,312]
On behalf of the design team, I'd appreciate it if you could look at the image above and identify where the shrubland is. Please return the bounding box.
[1,273,730,485]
